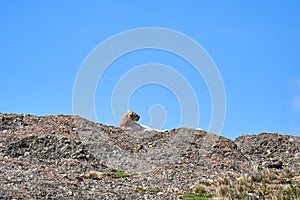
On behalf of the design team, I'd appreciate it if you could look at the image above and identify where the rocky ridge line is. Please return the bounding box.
[0,113,299,199]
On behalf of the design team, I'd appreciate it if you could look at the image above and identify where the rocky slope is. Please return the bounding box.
[235,133,300,174]
[0,113,299,199]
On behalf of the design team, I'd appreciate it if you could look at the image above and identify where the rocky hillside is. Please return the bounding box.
[0,113,299,199]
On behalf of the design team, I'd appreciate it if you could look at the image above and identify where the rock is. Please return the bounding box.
[0,113,299,199]
[235,133,300,174]
[267,160,283,169]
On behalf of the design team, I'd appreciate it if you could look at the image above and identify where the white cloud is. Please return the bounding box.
[291,80,300,112]
[292,95,300,112]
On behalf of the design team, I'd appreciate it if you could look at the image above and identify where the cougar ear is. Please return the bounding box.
[127,110,133,117]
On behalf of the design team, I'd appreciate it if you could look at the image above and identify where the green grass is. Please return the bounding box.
[182,193,213,200]
[136,186,145,193]
[146,187,160,193]
[104,168,129,178]
[136,186,160,193]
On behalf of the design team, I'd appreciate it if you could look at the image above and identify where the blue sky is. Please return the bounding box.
[1,1,299,138]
